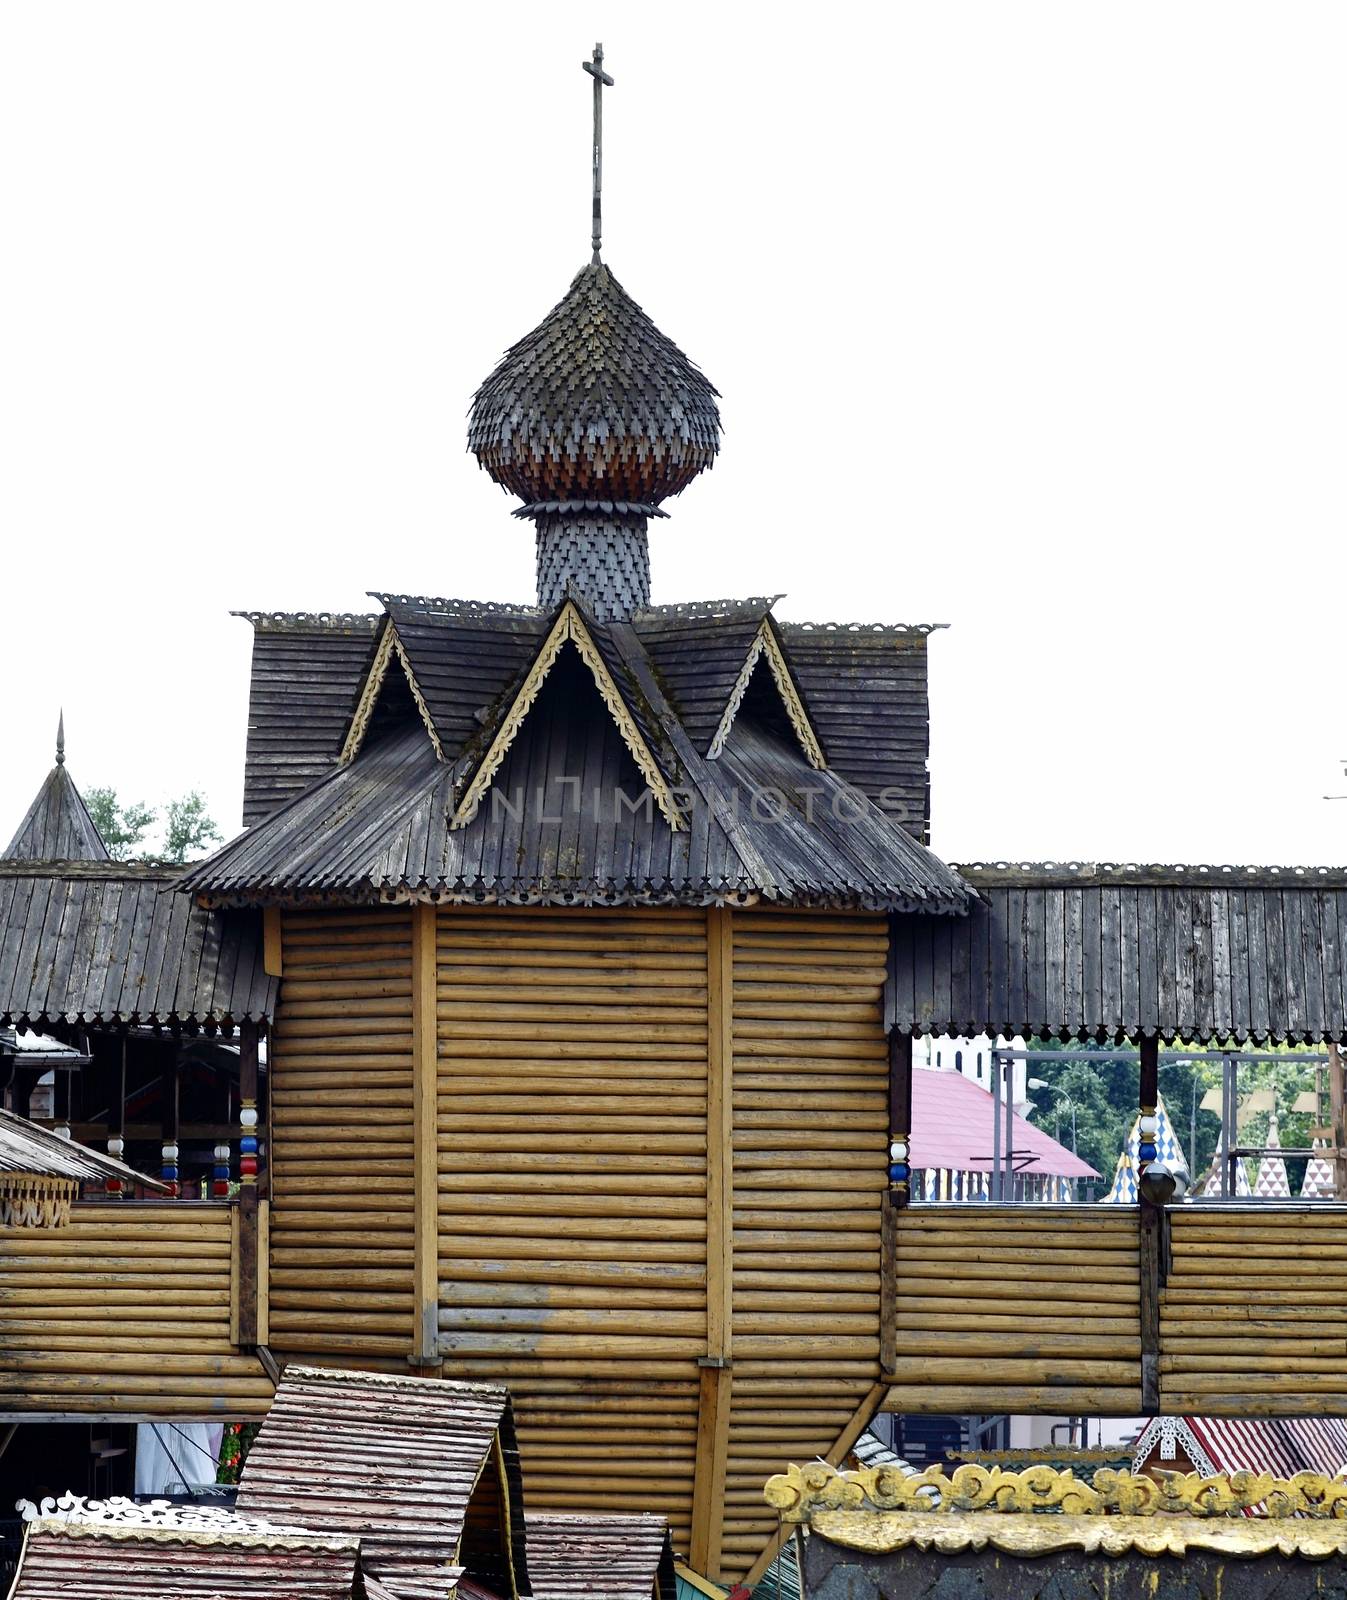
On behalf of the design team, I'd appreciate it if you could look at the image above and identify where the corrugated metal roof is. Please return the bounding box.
[0,862,276,1028]
[1135,1415,1347,1506]
[525,1512,674,1600]
[911,1067,1100,1180]
[0,1106,167,1189]
[889,863,1347,1043]
[235,1365,530,1600]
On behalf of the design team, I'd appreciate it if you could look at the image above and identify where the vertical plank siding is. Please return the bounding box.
[1162,1209,1347,1415]
[435,907,710,1555]
[889,871,1347,1042]
[268,909,416,1357]
[0,1203,269,1414]
[883,1206,1144,1415]
[722,912,889,1579]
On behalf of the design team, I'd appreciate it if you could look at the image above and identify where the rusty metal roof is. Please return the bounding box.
[235,1365,530,1600]
[525,1512,675,1600]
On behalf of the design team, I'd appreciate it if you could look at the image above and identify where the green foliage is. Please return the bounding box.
[1024,1041,1327,1195]
[84,786,156,860]
[162,790,222,862]
[84,786,222,864]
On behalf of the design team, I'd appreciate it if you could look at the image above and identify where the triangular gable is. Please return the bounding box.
[1130,1416,1220,1477]
[706,619,825,770]
[451,601,684,830]
[340,614,445,765]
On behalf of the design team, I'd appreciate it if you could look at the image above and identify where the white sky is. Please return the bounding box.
[1,3,1343,865]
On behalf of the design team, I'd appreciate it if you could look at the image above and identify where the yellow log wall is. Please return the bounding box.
[434,907,710,1557]
[723,911,889,1579]
[1163,1208,1347,1414]
[883,1205,1144,1415]
[0,1202,269,1416]
[268,908,416,1358]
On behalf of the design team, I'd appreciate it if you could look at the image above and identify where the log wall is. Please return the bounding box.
[0,1202,269,1416]
[434,907,710,1559]
[723,912,888,1577]
[1162,1207,1347,1414]
[268,908,416,1358]
[882,1205,1144,1415]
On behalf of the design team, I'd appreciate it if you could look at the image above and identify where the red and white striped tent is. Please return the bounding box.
[1133,1414,1347,1508]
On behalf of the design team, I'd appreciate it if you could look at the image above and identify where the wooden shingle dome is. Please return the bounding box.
[469,262,721,507]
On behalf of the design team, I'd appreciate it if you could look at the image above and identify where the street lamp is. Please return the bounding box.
[1028,1077,1078,1154]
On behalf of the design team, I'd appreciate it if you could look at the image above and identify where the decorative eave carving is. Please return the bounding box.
[340,619,445,766]
[18,1495,354,1551]
[450,601,684,832]
[706,621,826,770]
[764,1460,1347,1522]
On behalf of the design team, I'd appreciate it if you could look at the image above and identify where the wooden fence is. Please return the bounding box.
[885,1202,1347,1419]
[0,1201,271,1418]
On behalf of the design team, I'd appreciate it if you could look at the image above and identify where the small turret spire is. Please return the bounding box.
[56,709,65,767]
[582,43,614,264]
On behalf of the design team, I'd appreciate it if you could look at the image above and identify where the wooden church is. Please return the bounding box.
[3,38,1347,1600]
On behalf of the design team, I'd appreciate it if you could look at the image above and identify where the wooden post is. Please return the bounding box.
[237,1021,261,1348]
[106,1037,127,1195]
[1137,1035,1161,1412]
[888,1030,913,1204]
[879,1191,897,1375]
[262,906,283,978]
[1330,1044,1347,1201]
[160,1047,180,1197]
[690,907,733,1580]
[411,903,441,1371]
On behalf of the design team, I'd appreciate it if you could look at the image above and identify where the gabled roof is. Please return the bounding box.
[4,720,108,862]
[235,1365,530,1600]
[209,591,964,912]
[524,1513,675,1600]
[1132,1415,1347,1484]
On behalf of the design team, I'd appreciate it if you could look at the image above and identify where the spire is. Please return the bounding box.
[2,716,109,862]
[469,44,721,621]
[582,43,614,264]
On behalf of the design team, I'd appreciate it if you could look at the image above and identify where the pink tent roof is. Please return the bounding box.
[912,1067,1100,1179]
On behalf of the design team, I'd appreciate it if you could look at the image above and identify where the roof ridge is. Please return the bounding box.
[635,595,782,619]
[234,611,380,633]
[779,619,947,635]
[955,861,1347,882]
[372,593,543,617]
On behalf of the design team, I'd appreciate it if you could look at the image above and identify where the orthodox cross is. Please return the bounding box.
[582,43,614,264]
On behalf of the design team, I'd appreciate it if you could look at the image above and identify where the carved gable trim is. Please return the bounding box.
[450,602,683,832]
[707,620,826,770]
[339,618,444,766]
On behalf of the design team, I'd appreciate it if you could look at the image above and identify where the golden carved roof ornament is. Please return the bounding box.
[763,1460,1347,1522]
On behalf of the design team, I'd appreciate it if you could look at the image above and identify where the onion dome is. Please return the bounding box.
[468,262,721,508]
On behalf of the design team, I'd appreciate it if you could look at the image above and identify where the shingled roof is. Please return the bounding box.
[212,593,964,913]
[235,1365,530,1600]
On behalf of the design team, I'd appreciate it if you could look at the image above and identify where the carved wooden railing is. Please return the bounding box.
[0,1201,271,1417]
[885,1202,1347,1419]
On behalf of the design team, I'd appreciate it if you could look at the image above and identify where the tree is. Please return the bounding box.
[162,790,222,863]
[84,787,223,863]
[84,787,156,861]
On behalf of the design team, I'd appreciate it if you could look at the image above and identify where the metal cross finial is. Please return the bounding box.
[56,709,65,766]
[582,42,614,264]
